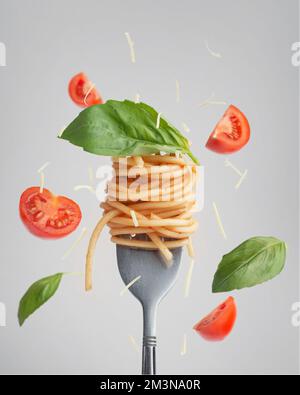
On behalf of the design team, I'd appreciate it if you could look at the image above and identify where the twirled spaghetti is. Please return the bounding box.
[85,154,198,291]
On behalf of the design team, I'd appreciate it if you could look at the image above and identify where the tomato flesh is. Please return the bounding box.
[193,296,237,341]
[206,105,250,154]
[68,72,103,108]
[19,187,82,239]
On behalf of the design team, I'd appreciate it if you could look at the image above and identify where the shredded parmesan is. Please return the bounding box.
[83,83,95,106]
[156,112,162,129]
[74,184,95,193]
[224,158,243,177]
[199,92,226,108]
[130,210,139,227]
[175,80,180,102]
[180,334,187,356]
[204,40,222,58]
[212,202,227,239]
[235,169,248,189]
[125,32,136,63]
[129,335,139,352]
[39,172,45,193]
[62,227,88,260]
[187,237,195,258]
[182,122,190,133]
[37,161,50,174]
[184,259,195,298]
[134,93,140,103]
[37,162,50,193]
[120,275,141,296]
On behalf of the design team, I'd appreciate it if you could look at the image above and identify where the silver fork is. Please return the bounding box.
[116,244,182,375]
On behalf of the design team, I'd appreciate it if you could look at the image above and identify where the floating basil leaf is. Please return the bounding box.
[18,273,64,326]
[59,100,199,164]
[212,236,286,293]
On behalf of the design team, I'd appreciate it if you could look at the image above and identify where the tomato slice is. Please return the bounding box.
[206,105,250,154]
[68,72,103,108]
[193,296,237,341]
[19,187,82,239]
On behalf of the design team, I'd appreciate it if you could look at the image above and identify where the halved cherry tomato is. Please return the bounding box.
[68,72,103,108]
[193,296,237,341]
[19,187,82,239]
[206,105,250,154]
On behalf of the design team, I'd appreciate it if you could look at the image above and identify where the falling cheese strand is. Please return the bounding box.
[184,259,195,298]
[120,275,141,296]
[180,334,187,356]
[204,40,222,58]
[129,335,139,352]
[62,227,88,260]
[235,169,248,189]
[125,32,136,63]
[156,112,162,129]
[212,202,227,239]
[83,83,95,106]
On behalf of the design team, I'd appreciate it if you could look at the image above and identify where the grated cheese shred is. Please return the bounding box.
[204,40,222,58]
[180,334,187,356]
[199,92,227,108]
[212,202,227,239]
[39,172,45,193]
[129,335,139,352]
[120,275,141,296]
[156,112,162,129]
[184,259,195,298]
[74,185,95,193]
[235,169,248,189]
[83,83,95,106]
[130,210,139,227]
[38,161,50,174]
[125,32,136,63]
[225,158,243,177]
[37,162,50,194]
[62,227,88,260]
[182,122,190,133]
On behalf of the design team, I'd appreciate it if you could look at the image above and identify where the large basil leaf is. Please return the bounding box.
[18,273,64,326]
[212,236,286,293]
[59,100,199,164]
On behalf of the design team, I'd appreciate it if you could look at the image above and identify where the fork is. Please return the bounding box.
[116,244,182,375]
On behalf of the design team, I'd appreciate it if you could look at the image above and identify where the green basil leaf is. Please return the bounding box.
[59,100,199,164]
[18,273,64,326]
[212,236,286,293]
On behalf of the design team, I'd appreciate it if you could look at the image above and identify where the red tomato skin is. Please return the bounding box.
[19,187,82,239]
[68,72,103,108]
[193,296,237,341]
[206,105,250,154]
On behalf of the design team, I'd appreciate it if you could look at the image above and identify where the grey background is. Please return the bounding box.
[0,0,299,375]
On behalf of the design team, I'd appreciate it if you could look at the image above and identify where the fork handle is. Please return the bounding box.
[142,304,157,375]
[142,336,156,375]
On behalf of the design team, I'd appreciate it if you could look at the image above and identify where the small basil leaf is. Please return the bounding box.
[18,273,64,326]
[59,100,199,164]
[212,236,286,293]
